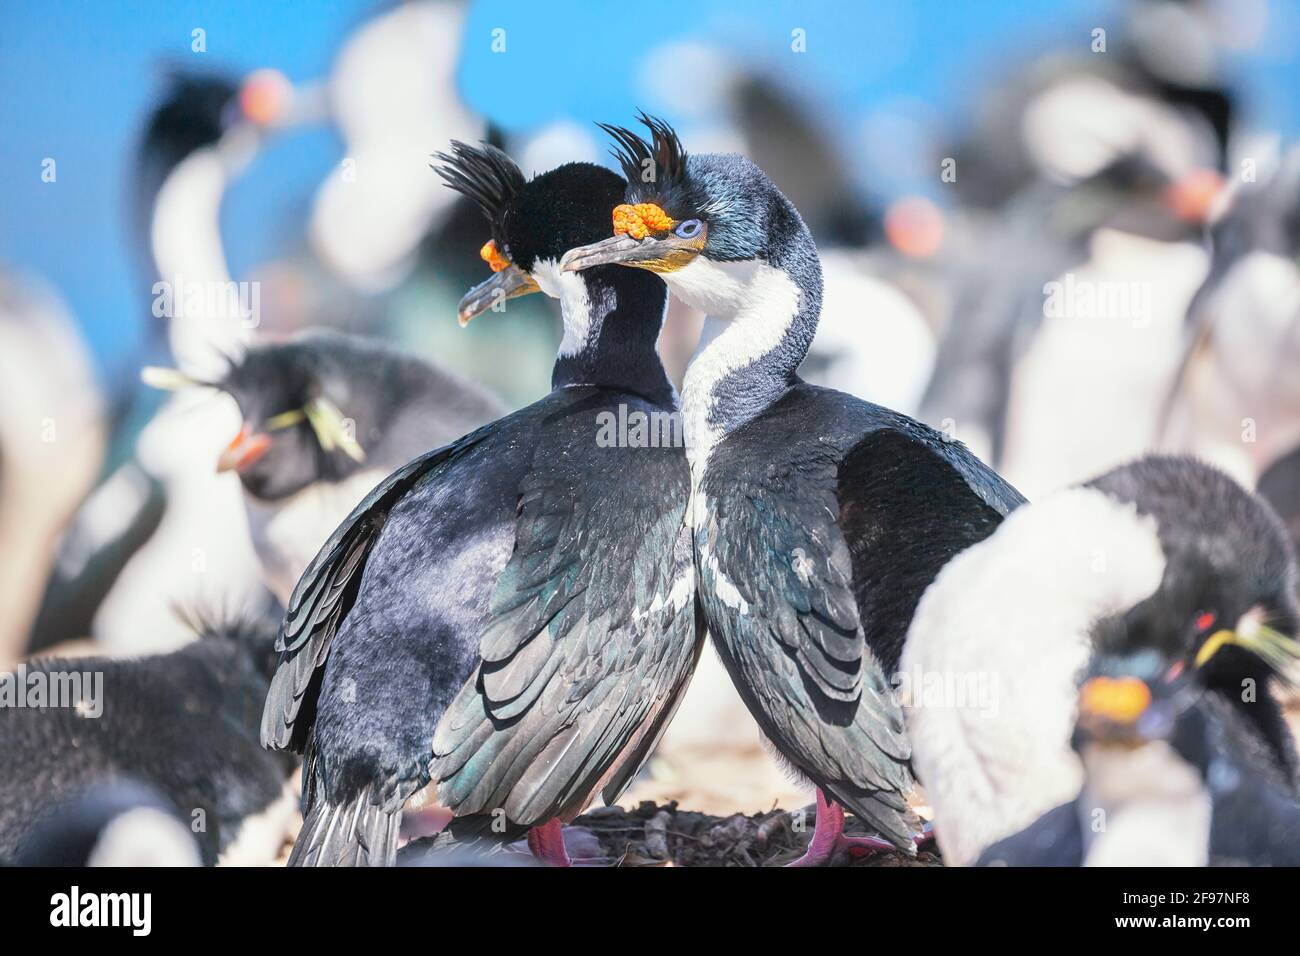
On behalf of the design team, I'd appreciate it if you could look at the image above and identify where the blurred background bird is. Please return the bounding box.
[904,456,1300,865]
[3,0,1300,862]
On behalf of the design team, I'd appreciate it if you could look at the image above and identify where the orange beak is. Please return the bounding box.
[1163,168,1224,225]
[884,196,945,259]
[1078,676,1152,725]
[239,68,292,127]
[217,425,272,473]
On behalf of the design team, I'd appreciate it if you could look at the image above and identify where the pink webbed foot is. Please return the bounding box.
[520,820,606,867]
[787,789,895,867]
[526,819,573,867]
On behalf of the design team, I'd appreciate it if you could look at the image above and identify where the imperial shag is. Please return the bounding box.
[262,144,701,867]
[563,115,1025,864]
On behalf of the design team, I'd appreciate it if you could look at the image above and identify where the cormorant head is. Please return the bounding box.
[139,67,293,169]
[435,143,649,326]
[561,114,817,315]
[1089,457,1300,707]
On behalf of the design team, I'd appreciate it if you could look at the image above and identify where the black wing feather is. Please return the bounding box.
[697,386,1024,849]
[429,397,700,826]
[261,431,488,753]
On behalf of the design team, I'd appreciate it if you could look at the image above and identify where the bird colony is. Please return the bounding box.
[4,1,1300,869]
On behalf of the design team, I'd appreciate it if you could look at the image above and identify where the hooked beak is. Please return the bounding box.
[560,233,703,274]
[217,424,272,474]
[456,265,539,326]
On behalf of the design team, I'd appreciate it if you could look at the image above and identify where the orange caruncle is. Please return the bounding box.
[480,239,512,273]
[612,203,677,241]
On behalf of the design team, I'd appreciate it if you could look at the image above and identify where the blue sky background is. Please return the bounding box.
[2,0,1297,381]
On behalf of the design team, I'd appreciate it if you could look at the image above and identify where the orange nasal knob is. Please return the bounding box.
[480,240,511,273]
[612,203,676,240]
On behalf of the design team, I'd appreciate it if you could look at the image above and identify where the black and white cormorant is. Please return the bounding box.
[562,115,1025,864]
[0,617,295,866]
[903,455,1300,865]
[29,67,294,655]
[979,651,1300,867]
[262,144,701,867]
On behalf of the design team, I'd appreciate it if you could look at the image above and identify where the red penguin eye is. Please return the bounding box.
[1194,611,1217,634]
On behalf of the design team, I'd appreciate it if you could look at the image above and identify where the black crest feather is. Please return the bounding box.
[597,111,687,199]
[432,141,526,238]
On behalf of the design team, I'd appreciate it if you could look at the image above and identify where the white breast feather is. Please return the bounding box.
[899,486,1167,866]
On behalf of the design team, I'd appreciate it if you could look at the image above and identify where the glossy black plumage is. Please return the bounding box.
[581,119,1027,851]
[698,385,1022,845]
[269,388,697,865]
[265,157,700,866]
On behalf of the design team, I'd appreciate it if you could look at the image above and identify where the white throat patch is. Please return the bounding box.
[88,807,202,867]
[531,257,593,359]
[674,258,802,470]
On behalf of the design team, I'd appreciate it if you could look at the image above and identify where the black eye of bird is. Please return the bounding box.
[674,219,703,239]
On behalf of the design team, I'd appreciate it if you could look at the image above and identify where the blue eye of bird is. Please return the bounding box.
[675,219,703,239]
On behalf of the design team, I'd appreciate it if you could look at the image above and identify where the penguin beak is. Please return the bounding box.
[238,68,294,128]
[1076,664,1194,748]
[1075,675,1163,747]
[456,265,539,326]
[560,233,702,274]
[1162,168,1224,225]
[217,424,272,473]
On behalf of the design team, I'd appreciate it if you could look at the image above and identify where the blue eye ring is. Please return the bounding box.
[674,219,703,239]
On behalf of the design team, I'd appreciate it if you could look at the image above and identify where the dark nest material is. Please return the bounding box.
[401,801,942,867]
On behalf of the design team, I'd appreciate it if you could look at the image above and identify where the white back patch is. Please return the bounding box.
[900,486,1167,866]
